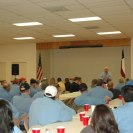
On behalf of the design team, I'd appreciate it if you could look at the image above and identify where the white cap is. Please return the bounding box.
[44,85,57,97]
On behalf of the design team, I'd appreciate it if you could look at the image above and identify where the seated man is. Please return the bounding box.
[29,85,76,128]
[30,78,42,97]
[57,77,66,94]
[74,83,106,106]
[10,79,20,99]
[0,80,12,101]
[88,79,113,99]
[107,81,121,99]
[12,83,33,115]
[113,84,133,133]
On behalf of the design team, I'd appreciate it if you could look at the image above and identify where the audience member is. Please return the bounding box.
[125,78,130,84]
[107,81,121,99]
[88,79,113,99]
[64,78,72,92]
[30,78,41,97]
[126,79,133,86]
[19,77,26,85]
[12,83,33,116]
[0,80,11,101]
[70,77,80,92]
[113,84,133,133]
[10,79,20,99]
[0,99,22,133]
[29,85,76,128]
[81,104,119,133]
[57,77,66,93]
[100,66,112,83]
[49,77,56,86]
[90,79,98,88]
[74,83,106,106]
[115,77,125,91]
[40,78,48,90]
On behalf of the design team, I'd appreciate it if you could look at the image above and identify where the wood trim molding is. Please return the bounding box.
[36,38,130,49]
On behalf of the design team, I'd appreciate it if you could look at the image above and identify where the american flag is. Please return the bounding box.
[120,49,126,78]
[37,53,43,80]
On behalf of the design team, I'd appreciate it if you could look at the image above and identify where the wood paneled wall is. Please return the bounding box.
[37,38,130,49]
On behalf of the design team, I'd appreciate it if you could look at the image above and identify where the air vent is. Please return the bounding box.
[45,6,69,12]
[59,44,103,49]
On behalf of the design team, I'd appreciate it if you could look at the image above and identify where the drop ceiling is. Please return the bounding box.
[0,0,133,45]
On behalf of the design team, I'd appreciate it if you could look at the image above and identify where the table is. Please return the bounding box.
[59,92,81,101]
[28,117,86,133]
[108,98,122,109]
[28,98,122,133]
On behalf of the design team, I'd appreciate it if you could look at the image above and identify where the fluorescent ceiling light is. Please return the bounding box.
[13,22,43,26]
[69,16,101,22]
[53,34,75,38]
[97,31,121,35]
[13,37,35,40]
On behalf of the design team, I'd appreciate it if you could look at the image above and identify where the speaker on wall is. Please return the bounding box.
[12,64,19,75]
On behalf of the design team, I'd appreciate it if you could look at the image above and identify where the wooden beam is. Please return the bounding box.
[36,38,130,49]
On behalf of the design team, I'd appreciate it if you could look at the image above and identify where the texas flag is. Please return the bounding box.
[120,49,126,78]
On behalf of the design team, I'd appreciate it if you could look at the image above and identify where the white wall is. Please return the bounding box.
[44,46,130,86]
[0,43,36,82]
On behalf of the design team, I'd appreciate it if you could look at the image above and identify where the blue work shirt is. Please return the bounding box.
[12,94,33,115]
[0,87,11,101]
[115,83,125,91]
[74,92,106,106]
[10,84,20,99]
[88,86,113,99]
[113,102,133,133]
[29,96,76,128]
[30,87,42,97]
[32,91,44,100]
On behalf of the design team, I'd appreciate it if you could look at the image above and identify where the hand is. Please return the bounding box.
[104,96,111,102]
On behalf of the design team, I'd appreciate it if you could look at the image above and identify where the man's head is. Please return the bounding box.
[1,80,8,87]
[44,85,58,99]
[20,83,30,94]
[97,79,104,86]
[57,77,62,82]
[107,81,114,89]
[121,85,133,103]
[79,83,88,93]
[30,78,38,88]
[104,67,109,73]
[73,77,80,84]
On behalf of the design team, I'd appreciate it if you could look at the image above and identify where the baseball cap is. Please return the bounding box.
[20,83,30,91]
[19,77,26,81]
[12,79,20,84]
[44,85,57,97]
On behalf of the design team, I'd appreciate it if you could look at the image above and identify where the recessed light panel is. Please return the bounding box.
[69,17,101,22]
[13,22,43,26]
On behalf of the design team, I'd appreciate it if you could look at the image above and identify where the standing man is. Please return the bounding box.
[100,66,112,83]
